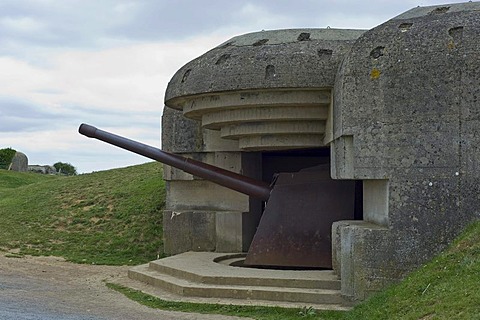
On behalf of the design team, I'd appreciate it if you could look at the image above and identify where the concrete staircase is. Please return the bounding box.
[127,252,351,310]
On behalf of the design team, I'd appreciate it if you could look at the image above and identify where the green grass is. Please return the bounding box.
[0,163,165,265]
[0,169,58,190]
[106,283,343,320]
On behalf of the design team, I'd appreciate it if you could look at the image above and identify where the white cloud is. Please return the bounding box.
[0,57,53,95]
[0,16,45,33]
[0,33,230,172]
[0,34,227,113]
[236,3,293,31]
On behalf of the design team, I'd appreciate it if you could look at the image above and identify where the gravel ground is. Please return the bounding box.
[0,253,246,320]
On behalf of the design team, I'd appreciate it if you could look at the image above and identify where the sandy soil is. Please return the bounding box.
[0,253,246,320]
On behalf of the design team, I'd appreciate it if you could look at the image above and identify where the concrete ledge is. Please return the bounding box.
[239,134,325,150]
[202,105,328,129]
[166,181,249,212]
[221,121,326,139]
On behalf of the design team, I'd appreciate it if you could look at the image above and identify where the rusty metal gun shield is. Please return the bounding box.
[244,167,356,269]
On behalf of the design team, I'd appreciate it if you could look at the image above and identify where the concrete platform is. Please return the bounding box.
[120,252,353,311]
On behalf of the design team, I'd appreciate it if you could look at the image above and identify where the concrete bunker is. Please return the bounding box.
[160,2,480,300]
[79,2,480,303]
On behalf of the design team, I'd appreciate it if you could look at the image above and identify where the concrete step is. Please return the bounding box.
[148,254,340,290]
[126,252,349,308]
[128,264,345,305]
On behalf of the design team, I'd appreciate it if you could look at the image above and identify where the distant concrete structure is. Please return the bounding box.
[9,152,28,172]
[28,165,57,175]
[3,150,56,175]
[158,2,480,301]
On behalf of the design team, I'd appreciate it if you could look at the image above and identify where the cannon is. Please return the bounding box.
[78,124,271,201]
[79,123,358,269]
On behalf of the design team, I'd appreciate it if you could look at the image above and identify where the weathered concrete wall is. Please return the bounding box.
[161,107,246,254]
[331,2,480,300]
[161,107,203,153]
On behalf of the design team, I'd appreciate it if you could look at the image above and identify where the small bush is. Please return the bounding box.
[53,162,77,176]
[0,147,17,169]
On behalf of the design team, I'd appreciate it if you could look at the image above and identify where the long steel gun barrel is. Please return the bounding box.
[79,124,272,200]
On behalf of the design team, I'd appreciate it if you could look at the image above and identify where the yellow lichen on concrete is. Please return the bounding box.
[370,68,381,80]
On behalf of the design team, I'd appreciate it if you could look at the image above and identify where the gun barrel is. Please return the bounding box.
[79,124,272,200]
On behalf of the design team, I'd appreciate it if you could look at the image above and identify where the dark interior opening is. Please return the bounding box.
[262,148,330,182]
[262,147,363,220]
[241,147,363,253]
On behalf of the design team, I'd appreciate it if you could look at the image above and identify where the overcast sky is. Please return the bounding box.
[0,0,469,173]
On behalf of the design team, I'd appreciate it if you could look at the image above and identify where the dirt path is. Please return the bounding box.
[0,253,246,320]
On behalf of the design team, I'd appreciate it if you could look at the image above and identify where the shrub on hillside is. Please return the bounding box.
[53,162,77,176]
[0,148,17,169]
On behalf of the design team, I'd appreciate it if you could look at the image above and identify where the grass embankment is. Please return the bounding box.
[0,163,165,265]
[1,165,478,319]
